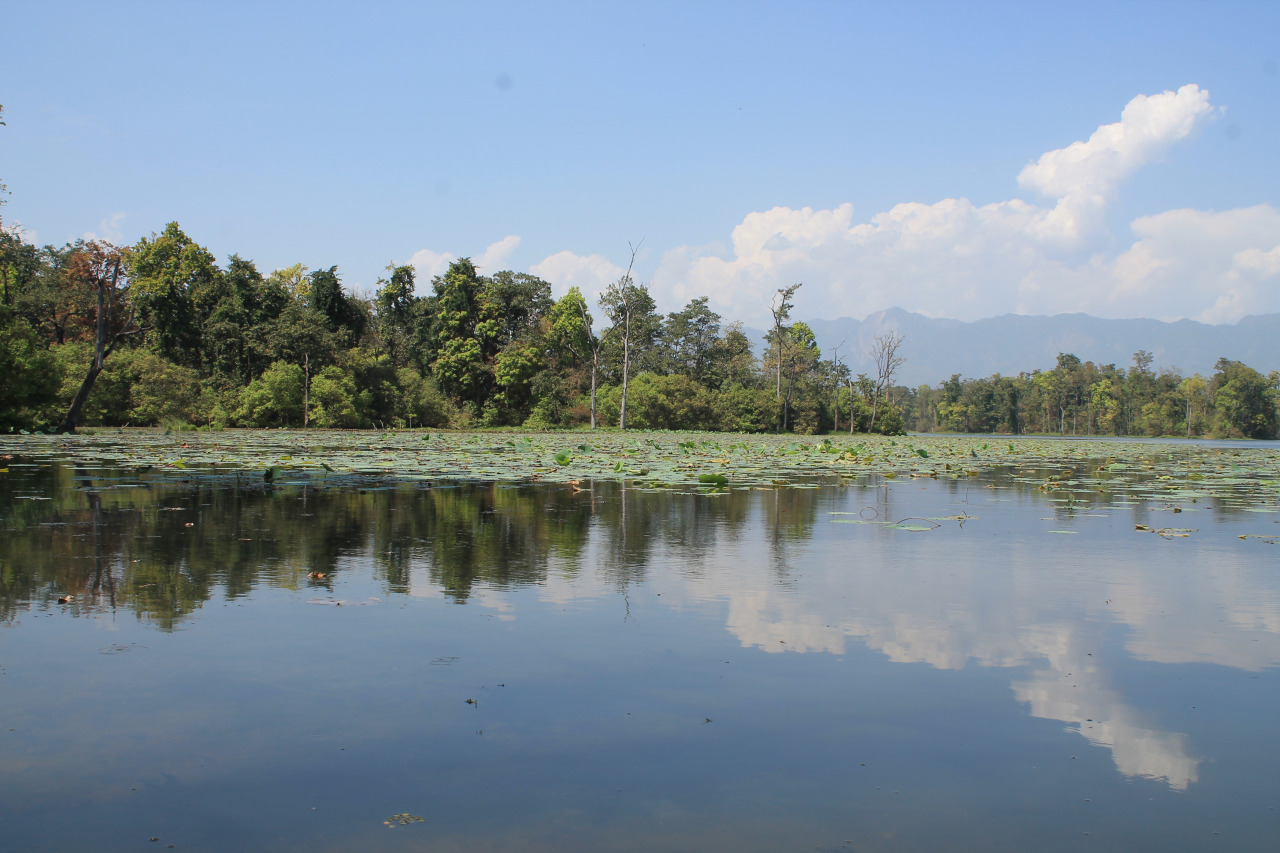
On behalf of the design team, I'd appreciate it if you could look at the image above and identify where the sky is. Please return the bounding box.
[3,0,1279,328]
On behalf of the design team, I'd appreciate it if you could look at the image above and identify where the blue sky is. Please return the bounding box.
[4,0,1278,327]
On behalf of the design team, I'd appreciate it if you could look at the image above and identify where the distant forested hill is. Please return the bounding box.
[748,310,1280,385]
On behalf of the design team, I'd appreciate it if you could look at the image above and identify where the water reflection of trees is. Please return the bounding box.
[4,457,1275,792]
[0,462,1103,631]
[1,464,818,626]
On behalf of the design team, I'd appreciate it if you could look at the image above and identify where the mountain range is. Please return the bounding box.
[741,309,1280,388]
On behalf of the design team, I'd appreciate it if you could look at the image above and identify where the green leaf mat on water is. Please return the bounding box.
[1,430,1277,508]
[384,813,426,827]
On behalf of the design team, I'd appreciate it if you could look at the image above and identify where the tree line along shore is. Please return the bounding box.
[1,223,1277,439]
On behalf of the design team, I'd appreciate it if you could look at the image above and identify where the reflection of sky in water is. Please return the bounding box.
[533,482,1277,792]
[415,479,1277,793]
[4,464,1280,851]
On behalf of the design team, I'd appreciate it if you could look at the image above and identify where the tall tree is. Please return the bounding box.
[480,271,553,424]
[827,340,849,432]
[57,242,147,433]
[0,232,38,306]
[0,104,7,230]
[309,265,367,341]
[375,263,418,367]
[128,223,220,368]
[547,287,599,427]
[200,254,290,385]
[778,321,822,431]
[598,242,650,429]
[11,242,89,344]
[660,297,722,383]
[768,284,801,402]
[1212,358,1278,439]
[868,331,905,433]
[709,322,758,390]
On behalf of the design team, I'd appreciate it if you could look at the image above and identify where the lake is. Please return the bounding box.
[2,434,1279,851]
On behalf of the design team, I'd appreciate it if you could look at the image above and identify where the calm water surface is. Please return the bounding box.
[2,457,1279,852]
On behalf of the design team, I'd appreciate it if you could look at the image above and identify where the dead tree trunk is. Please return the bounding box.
[58,249,144,433]
[868,332,904,434]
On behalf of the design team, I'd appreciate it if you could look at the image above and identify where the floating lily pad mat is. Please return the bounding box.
[1,430,1276,506]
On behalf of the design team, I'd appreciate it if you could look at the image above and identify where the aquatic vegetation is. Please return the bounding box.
[0,430,1275,513]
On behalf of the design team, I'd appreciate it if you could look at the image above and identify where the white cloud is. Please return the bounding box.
[407,248,455,289]
[651,85,1280,325]
[530,250,625,301]
[1109,205,1280,322]
[407,235,523,294]
[83,211,127,245]
[475,234,521,272]
[1019,85,1213,200]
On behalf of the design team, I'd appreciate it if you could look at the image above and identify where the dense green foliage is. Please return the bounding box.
[899,351,1279,439]
[0,223,1276,437]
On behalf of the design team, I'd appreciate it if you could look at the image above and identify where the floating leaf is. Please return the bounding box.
[385,813,427,826]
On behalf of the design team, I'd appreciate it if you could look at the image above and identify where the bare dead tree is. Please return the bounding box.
[830,340,846,433]
[572,295,602,429]
[768,284,801,401]
[867,331,905,433]
[599,240,643,429]
[57,242,147,433]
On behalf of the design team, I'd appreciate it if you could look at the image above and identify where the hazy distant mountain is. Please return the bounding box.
[742,309,1280,388]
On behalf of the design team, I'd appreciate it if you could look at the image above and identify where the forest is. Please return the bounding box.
[1,222,1277,440]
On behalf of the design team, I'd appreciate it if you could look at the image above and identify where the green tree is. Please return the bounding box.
[261,300,341,375]
[129,223,218,367]
[1179,374,1210,437]
[1212,359,1278,439]
[0,230,41,308]
[234,360,305,427]
[660,297,722,383]
[123,350,202,426]
[1090,377,1121,435]
[309,266,367,341]
[544,287,598,426]
[0,104,7,229]
[374,263,418,368]
[307,364,362,428]
[707,322,758,390]
[12,242,93,345]
[199,255,290,385]
[393,367,452,428]
[767,284,801,402]
[775,321,824,431]
[0,304,60,430]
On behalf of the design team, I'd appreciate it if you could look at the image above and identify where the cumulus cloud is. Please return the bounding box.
[83,211,127,244]
[407,248,455,286]
[530,250,625,301]
[651,85,1280,325]
[407,235,522,293]
[1017,84,1215,246]
[1109,205,1280,322]
[475,234,521,272]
